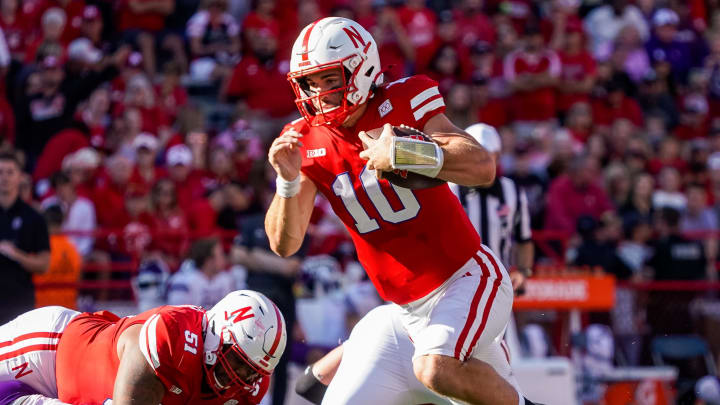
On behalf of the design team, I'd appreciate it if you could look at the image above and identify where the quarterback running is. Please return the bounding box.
[0,290,286,405]
[266,16,534,405]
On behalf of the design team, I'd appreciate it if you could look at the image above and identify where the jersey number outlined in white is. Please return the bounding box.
[332,166,420,233]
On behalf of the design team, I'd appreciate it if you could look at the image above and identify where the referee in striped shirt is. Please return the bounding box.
[452,123,534,293]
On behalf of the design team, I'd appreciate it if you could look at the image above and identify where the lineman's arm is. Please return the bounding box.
[113,325,165,405]
[295,345,344,404]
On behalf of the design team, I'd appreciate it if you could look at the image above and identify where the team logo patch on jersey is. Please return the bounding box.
[378,99,393,118]
[169,385,182,395]
[307,148,326,158]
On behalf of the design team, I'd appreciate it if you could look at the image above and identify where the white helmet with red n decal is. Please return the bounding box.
[288,17,383,126]
[203,290,287,394]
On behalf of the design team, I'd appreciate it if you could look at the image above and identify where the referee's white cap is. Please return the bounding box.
[465,123,501,153]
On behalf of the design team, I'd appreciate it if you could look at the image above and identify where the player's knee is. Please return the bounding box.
[413,354,456,394]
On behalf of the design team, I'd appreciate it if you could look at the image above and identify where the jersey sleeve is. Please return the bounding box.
[138,307,203,393]
[393,75,446,130]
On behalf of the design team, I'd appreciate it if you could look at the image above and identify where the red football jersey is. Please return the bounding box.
[285,75,481,304]
[55,306,268,405]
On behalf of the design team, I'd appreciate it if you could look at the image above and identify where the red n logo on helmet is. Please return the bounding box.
[343,26,366,49]
[227,306,254,323]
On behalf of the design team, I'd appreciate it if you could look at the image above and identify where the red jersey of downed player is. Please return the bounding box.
[55,306,269,405]
[281,74,481,304]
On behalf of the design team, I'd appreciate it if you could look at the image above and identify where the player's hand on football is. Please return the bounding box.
[269,128,303,181]
[358,123,393,173]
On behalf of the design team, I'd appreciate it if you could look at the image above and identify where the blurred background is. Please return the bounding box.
[2,0,720,403]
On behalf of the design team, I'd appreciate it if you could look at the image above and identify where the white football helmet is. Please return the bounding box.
[288,17,383,126]
[203,290,287,394]
[465,123,501,153]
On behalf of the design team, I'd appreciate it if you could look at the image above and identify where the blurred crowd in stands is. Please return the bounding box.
[1,0,720,348]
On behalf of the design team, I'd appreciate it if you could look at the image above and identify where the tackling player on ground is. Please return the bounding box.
[266,16,535,405]
[0,290,286,405]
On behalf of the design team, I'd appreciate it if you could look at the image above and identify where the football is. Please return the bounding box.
[362,125,447,189]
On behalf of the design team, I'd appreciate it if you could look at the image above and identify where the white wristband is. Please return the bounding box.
[276,175,300,198]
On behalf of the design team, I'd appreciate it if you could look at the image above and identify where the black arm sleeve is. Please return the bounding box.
[294,365,327,405]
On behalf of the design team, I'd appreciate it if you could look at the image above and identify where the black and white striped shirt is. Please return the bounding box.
[452,177,532,267]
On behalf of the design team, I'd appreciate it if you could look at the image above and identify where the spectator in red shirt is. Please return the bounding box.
[110,51,144,103]
[117,0,178,77]
[61,146,100,197]
[222,27,296,139]
[427,44,463,94]
[187,184,225,238]
[32,123,90,186]
[543,0,583,49]
[25,7,66,64]
[354,0,414,81]
[504,26,561,134]
[465,40,498,81]
[204,145,234,188]
[214,119,264,184]
[397,0,437,73]
[471,74,509,129]
[155,61,188,123]
[93,154,134,229]
[118,74,171,144]
[545,156,614,234]
[241,0,279,48]
[647,136,688,176]
[148,177,188,269]
[118,184,154,256]
[675,70,710,140]
[0,0,31,60]
[565,102,593,143]
[454,0,496,49]
[131,133,166,187]
[54,0,86,43]
[592,79,644,128]
[165,143,204,213]
[557,23,597,115]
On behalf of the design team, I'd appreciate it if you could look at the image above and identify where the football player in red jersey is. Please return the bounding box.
[0,290,286,405]
[266,16,535,405]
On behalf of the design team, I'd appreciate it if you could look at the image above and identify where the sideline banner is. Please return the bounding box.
[513,275,616,310]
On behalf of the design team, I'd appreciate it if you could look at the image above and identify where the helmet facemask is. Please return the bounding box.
[202,332,269,397]
[202,290,287,397]
[288,55,365,127]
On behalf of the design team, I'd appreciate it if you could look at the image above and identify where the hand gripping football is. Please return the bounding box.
[362,125,446,189]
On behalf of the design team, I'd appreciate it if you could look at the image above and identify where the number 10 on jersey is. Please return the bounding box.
[332,167,421,234]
